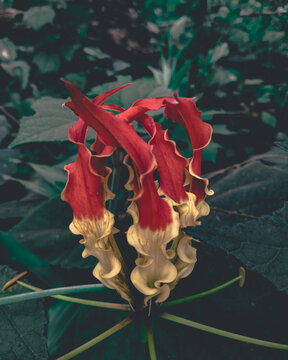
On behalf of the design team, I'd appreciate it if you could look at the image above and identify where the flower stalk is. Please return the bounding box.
[12,280,130,310]
[160,313,288,351]
[145,321,158,360]
[56,316,133,360]
[163,274,242,308]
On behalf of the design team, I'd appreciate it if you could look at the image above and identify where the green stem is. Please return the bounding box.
[13,281,131,311]
[145,321,157,360]
[163,275,241,308]
[56,316,133,360]
[161,313,288,351]
[0,282,105,306]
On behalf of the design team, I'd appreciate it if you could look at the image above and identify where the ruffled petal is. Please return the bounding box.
[127,201,179,304]
[61,117,131,301]
[169,233,197,290]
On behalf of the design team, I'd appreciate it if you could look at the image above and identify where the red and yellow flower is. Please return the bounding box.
[61,80,213,308]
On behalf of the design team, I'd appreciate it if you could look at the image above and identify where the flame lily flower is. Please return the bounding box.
[62,80,213,308]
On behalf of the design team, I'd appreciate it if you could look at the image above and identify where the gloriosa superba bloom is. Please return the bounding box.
[61,80,213,309]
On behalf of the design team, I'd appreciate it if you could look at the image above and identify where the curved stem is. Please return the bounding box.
[161,313,288,350]
[145,321,157,360]
[0,282,105,306]
[163,275,242,308]
[56,316,133,360]
[13,281,131,311]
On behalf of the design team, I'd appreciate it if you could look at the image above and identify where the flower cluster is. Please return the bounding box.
[61,81,213,308]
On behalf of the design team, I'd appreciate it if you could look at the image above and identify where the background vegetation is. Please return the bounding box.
[0,0,287,359]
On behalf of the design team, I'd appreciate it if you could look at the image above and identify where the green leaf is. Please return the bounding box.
[0,115,11,143]
[3,174,59,198]
[83,47,110,59]
[0,232,62,286]
[0,266,48,359]
[170,16,188,39]
[2,61,31,90]
[263,31,285,43]
[190,149,288,294]
[202,141,223,163]
[213,124,238,136]
[10,197,93,269]
[0,38,17,62]
[0,149,19,185]
[29,163,66,190]
[23,6,56,30]
[61,44,81,61]
[48,302,145,360]
[89,77,169,109]
[261,112,276,128]
[210,43,229,64]
[33,52,60,74]
[0,197,43,219]
[209,69,238,87]
[10,97,77,147]
[64,72,87,90]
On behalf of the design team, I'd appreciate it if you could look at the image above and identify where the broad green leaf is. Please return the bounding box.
[2,61,31,90]
[23,6,56,30]
[61,44,81,61]
[10,197,94,269]
[261,112,276,128]
[210,43,229,64]
[0,232,62,286]
[190,149,288,294]
[202,140,223,163]
[209,68,238,87]
[0,266,48,360]
[89,77,169,109]
[0,38,17,62]
[201,110,245,121]
[3,174,59,198]
[48,301,145,360]
[64,72,87,90]
[113,60,130,72]
[263,31,285,43]
[10,97,77,147]
[83,47,110,59]
[0,197,43,219]
[33,52,60,74]
[0,115,11,143]
[0,149,19,185]
[29,163,66,190]
[213,124,238,135]
[170,16,188,39]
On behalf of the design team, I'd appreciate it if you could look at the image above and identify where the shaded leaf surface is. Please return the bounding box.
[23,6,56,30]
[10,97,77,146]
[189,150,288,294]
[0,266,48,360]
[10,197,94,269]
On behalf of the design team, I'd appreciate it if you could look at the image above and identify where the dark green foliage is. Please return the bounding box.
[0,266,48,359]
[189,147,288,294]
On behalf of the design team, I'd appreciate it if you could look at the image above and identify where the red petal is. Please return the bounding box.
[63,80,155,180]
[93,83,132,105]
[164,95,212,151]
[62,142,106,220]
[102,104,126,112]
[125,156,173,231]
[139,115,188,203]
[186,150,209,203]
[119,96,178,123]
[91,136,115,157]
